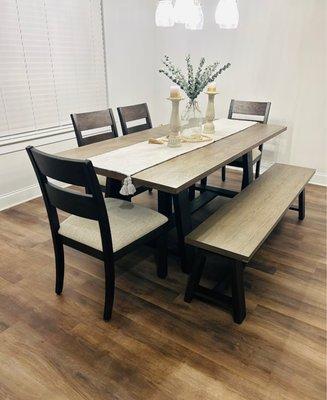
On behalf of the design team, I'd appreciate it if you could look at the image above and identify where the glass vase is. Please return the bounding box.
[181,99,203,135]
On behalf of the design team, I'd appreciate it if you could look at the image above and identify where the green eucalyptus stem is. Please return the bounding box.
[159,54,231,101]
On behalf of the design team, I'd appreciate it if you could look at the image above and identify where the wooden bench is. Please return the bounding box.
[184,163,315,323]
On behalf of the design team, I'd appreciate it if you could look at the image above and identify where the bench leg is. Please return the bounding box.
[184,250,205,303]
[231,261,246,324]
[299,189,305,220]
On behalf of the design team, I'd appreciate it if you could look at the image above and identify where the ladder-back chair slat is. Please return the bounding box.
[117,103,152,135]
[71,108,118,147]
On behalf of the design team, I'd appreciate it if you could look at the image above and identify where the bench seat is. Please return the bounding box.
[184,163,315,323]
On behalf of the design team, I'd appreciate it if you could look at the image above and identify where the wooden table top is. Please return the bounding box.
[58,123,287,194]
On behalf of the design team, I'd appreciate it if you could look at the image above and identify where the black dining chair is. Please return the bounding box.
[26,146,168,321]
[117,103,153,136]
[200,100,271,190]
[71,109,118,194]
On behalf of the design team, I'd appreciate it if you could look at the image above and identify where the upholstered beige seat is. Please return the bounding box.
[59,198,168,252]
[96,174,107,187]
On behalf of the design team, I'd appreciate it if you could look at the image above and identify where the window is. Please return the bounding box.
[0,0,107,138]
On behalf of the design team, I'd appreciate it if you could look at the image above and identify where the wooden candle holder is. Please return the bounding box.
[167,96,184,147]
[203,91,218,135]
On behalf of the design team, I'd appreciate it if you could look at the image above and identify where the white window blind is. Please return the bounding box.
[0,0,107,138]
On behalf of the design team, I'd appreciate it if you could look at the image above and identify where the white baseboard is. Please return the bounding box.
[309,171,327,186]
[0,184,41,211]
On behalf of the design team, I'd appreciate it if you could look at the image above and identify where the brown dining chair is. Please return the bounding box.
[200,100,271,190]
[71,108,118,146]
[117,103,153,135]
[224,100,271,180]
[71,109,118,193]
[26,146,168,321]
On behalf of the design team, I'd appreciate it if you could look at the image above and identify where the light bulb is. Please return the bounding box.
[185,0,204,30]
[174,0,190,24]
[215,0,239,29]
[155,0,175,27]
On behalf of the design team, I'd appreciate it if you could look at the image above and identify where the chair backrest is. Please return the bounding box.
[228,100,271,124]
[71,108,118,147]
[117,103,152,135]
[26,146,113,254]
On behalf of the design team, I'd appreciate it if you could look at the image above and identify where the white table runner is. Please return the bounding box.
[90,118,257,195]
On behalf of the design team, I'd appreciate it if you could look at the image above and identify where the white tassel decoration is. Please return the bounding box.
[119,176,136,196]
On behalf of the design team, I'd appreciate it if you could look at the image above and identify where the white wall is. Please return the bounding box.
[0,0,326,211]
[0,132,79,210]
[154,0,327,183]
[102,0,157,133]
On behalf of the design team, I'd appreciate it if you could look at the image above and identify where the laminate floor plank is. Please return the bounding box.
[0,169,325,400]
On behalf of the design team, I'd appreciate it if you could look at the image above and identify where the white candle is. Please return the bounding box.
[207,82,217,92]
[170,85,181,98]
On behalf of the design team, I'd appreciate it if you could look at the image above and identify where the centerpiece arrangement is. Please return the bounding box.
[159,54,231,134]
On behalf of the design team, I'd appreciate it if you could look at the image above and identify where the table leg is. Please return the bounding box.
[157,191,172,218]
[241,152,254,190]
[173,189,194,273]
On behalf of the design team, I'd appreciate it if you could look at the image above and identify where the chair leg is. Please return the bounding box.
[103,258,115,321]
[184,250,206,303]
[255,159,261,179]
[54,239,64,295]
[231,261,246,324]
[299,189,305,220]
[222,166,226,181]
[155,233,168,279]
[104,178,110,198]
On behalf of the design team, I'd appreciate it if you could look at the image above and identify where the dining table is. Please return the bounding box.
[57,121,287,273]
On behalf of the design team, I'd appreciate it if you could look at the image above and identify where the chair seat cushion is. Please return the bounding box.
[229,148,261,167]
[97,174,107,187]
[59,198,168,252]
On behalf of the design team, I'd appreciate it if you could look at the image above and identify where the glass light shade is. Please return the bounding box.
[185,1,204,30]
[215,0,239,29]
[174,0,190,24]
[155,0,175,27]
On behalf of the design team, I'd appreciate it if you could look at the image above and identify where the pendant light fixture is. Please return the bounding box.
[215,0,239,29]
[173,0,190,24]
[155,0,240,30]
[155,0,175,27]
[185,0,204,30]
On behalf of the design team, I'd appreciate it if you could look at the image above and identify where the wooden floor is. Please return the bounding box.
[0,169,326,400]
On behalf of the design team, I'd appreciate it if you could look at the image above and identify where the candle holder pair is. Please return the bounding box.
[167,91,218,147]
